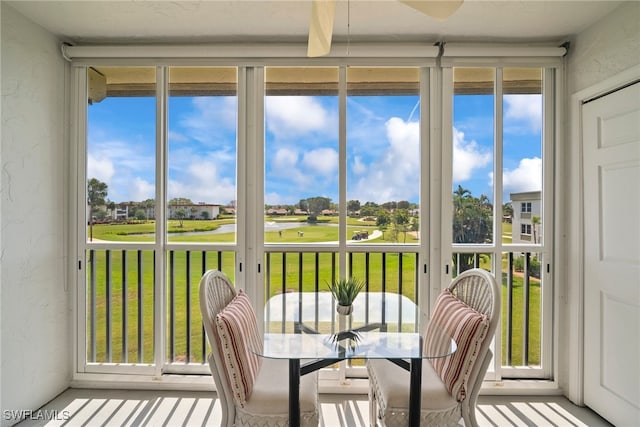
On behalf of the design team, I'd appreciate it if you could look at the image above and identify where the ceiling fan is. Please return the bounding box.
[307,0,464,57]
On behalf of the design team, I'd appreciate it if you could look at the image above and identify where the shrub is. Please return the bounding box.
[513,255,541,278]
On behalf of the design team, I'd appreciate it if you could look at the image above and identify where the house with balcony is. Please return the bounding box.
[1,1,638,426]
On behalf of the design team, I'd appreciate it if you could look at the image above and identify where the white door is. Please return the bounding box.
[583,81,640,427]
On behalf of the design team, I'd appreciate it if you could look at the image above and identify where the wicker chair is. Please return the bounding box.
[199,270,319,427]
[367,268,500,427]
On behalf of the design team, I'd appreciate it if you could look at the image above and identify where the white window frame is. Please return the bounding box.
[440,63,559,381]
[68,43,563,389]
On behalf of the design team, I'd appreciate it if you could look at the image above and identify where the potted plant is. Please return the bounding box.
[327,277,366,315]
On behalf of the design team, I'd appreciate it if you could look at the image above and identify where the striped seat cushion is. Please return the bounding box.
[424,289,489,401]
[215,290,263,407]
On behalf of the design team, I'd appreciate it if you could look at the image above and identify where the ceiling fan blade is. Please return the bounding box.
[307,0,337,57]
[400,0,464,21]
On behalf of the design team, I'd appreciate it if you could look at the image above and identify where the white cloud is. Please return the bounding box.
[131,177,155,201]
[352,156,367,175]
[273,148,298,170]
[265,192,295,206]
[168,130,189,143]
[504,94,542,132]
[453,127,491,181]
[87,137,157,202]
[302,148,338,176]
[501,157,542,195]
[266,96,332,138]
[349,117,420,203]
[87,152,115,184]
[168,158,236,204]
[179,97,237,145]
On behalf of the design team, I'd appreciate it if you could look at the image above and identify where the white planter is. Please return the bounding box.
[336,304,353,315]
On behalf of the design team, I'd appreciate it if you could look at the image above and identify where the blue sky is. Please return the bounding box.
[88,92,542,206]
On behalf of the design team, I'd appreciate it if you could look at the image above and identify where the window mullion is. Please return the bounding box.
[440,67,454,286]
[542,67,556,379]
[74,66,89,373]
[422,66,434,319]
[154,65,168,375]
[338,66,347,278]
[493,67,504,381]
[240,66,265,311]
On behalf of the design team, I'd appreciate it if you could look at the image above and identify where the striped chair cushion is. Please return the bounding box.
[215,290,263,407]
[424,289,489,401]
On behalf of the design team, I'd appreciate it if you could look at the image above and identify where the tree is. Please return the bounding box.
[305,196,331,220]
[376,209,391,239]
[452,185,493,272]
[532,215,541,244]
[397,200,410,210]
[88,178,108,208]
[169,197,193,205]
[174,208,187,227]
[134,209,147,221]
[502,202,513,220]
[360,202,379,217]
[347,199,361,215]
[87,178,108,241]
[410,216,420,233]
[392,208,410,243]
[381,201,397,211]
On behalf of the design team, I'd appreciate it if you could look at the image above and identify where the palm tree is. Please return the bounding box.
[452,186,493,272]
[532,215,541,244]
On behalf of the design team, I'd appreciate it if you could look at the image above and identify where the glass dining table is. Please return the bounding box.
[253,292,457,427]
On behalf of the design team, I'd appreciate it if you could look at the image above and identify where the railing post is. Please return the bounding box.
[137,250,144,363]
[186,250,191,363]
[169,250,175,362]
[122,250,128,363]
[507,252,513,366]
[106,249,112,363]
[89,249,96,362]
[202,251,208,363]
[523,252,530,366]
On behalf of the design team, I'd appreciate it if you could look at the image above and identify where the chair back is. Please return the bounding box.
[199,270,238,427]
[448,268,500,422]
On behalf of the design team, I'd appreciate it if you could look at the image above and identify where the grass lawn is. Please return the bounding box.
[86,220,541,368]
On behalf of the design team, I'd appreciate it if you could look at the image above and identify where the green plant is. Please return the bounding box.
[327,277,366,306]
[513,255,541,278]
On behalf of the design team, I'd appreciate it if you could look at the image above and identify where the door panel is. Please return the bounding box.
[583,82,640,427]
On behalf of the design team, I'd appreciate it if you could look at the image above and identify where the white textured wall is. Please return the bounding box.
[1,4,70,425]
[567,1,640,95]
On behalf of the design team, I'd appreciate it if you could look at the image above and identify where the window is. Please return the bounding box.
[82,66,238,374]
[447,66,552,379]
[76,56,557,384]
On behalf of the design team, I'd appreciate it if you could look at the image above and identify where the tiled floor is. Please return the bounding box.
[16,388,612,426]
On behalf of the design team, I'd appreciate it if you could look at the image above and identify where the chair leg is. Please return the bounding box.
[368,386,377,427]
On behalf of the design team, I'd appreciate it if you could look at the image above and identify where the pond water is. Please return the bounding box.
[167,221,336,237]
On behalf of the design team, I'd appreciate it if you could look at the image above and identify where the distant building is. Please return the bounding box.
[168,203,220,220]
[113,206,129,221]
[510,191,542,243]
[266,208,288,215]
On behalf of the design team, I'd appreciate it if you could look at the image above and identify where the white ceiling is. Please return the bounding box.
[7,0,624,46]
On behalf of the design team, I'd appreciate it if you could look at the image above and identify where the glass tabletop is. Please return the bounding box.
[265,291,424,333]
[257,292,457,360]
